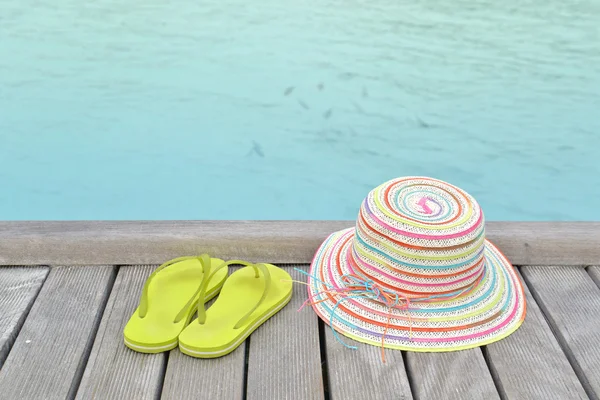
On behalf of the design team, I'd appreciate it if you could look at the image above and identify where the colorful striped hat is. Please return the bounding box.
[306,176,526,355]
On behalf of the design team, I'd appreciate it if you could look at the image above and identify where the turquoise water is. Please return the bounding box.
[1,0,599,221]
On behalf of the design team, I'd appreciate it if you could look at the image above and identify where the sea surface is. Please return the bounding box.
[1,0,599,220]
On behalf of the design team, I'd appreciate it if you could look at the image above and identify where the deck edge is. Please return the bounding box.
[0,220,599,265]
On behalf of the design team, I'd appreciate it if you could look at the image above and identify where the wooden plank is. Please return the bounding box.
[588,266,600,293]
[246,265,324,400]
[406,349,500,400]
[324,325,413,400]
[521,265,600,399]
[0,266,115,400]
[484,269,588,399]
[1,221,599,266]
[0,220,351,266]
[0,266,48,368]
[486,222,600,266]
[75,266,165,400]
[161,266,246,400]
[161,344,246,400]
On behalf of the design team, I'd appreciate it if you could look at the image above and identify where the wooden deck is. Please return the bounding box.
[1,221,600,400]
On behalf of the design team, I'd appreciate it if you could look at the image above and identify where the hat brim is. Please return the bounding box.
[308,228,526,352]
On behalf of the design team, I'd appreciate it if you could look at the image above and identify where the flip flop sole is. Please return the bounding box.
[179,289,292,358]
[124,258,228,353]
[178,264,293,358]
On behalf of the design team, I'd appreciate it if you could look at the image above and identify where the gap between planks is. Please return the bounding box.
[521,265,600,400]
[0,266,49,369]
[0,266,116,400]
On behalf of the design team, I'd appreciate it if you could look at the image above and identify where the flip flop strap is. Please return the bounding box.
[138,255,207,319]
[234,263,271,329]
[191,259,252,324]
[173,253,214,323]
[195,262,271,329]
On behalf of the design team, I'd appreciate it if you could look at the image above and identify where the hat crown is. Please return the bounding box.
[351,177,486,296]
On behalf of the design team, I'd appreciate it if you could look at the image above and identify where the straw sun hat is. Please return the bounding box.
[305,176,526,355]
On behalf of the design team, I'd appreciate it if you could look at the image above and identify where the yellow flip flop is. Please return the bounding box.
[178,261,292,358]
[123,254,229,353]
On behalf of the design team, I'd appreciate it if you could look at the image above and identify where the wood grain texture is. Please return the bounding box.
[324,326,412,400]
[484,269,588,399]
[161,345,246,400]
[587,266,600,294]
[0,266,115,400]
[75,266,165,400]
[0,267,48,368]
[522,266,600,400]
[486,222,600,266]
[0,220,352,266]
[1,221,600,266]
[246,265,324,400]
[406,349,499,400]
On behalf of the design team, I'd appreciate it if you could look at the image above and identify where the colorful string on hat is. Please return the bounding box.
[292,268,413,363]
[287,266,484,363]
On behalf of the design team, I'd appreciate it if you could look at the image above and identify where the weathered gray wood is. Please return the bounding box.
[0,267,48,368]
[0,266,115,400]
[161,266,246,400]
[161,344,246,400]
[0,220,352,266]
[76,265,165,400]
[486,222,600,267]
[586,266,600,296]
[246,265,324,400]
[485,269,588,399]
[407,349,500,400]
[522,266,600,400]
[324,324,412,400]
[1,221,599,266]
